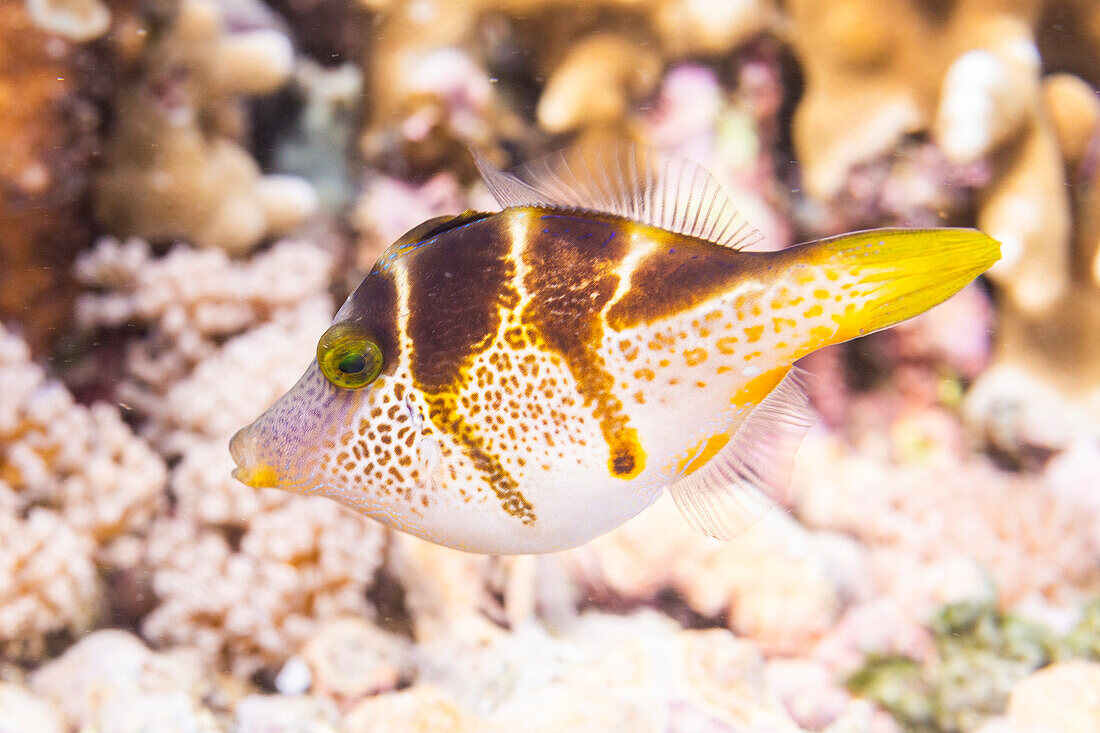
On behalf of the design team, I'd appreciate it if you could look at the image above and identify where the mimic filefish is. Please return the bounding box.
[230,143,999,554]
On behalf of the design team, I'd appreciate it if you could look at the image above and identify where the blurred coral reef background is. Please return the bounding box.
[2,0,1100,730]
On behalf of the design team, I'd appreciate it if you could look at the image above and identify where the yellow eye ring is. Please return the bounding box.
[317,322,383,389]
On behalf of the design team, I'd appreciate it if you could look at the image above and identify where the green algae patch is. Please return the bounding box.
[847,600,1057,732]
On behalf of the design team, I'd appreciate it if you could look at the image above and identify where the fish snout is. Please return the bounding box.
[229,424,281,489]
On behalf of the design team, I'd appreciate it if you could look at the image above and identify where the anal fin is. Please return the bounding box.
[667,367,815,539]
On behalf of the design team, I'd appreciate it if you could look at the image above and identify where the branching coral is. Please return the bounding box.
[785,0,1100,440]
[0,324,166,658]
[787,0,1070,306]
[74,237,333,445]
[0,326,165,542]
[93,0,316,253]
[0,508,99,661]
[963,70,1100,448]
[72,233,391,677]
[157,287,332,529]
[141,500,385,677]
[4,2,1095,729]
[71,228,384,678]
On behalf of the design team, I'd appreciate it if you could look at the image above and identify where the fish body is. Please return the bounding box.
[231,145,999,553]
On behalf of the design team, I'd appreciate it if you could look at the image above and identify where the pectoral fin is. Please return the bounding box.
[666,367,815,539]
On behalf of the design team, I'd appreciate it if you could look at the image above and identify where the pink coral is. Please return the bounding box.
[72,232,394,677]
[792,429,1100,613]
[350,172,467,268]
[562,495,866,655]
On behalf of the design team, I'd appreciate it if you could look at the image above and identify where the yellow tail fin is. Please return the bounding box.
[817,228,1000,337]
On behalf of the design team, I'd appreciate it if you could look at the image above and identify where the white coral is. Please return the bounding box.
[0,324,166,543]
[143,498,385,676]
[25,0,110,42]
[28,629,218,733]
[0,682,64,733]
[0,324,170,657]
[74,237,334,450]
[347,611,804,732]
[0,508,98,659]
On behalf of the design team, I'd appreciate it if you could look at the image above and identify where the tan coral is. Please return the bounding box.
[357,0,780,171]
[161,293,333,524]
[785,0,1100,435]
[0,323,167,656]
[157,294,333,445]
[94,0,315,253]
[1042,73,1099,168]
[25,0,111,41]
[70,233,376,677]
[966,71,1100,439]
[0,352,166,543]
[787,0,1071,316]
[535,34,662,135]
[170,440,291,529]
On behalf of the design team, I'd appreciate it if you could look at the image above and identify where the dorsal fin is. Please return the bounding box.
[666,367,815,539]
[391,209,492,249]
[473,142,765,250]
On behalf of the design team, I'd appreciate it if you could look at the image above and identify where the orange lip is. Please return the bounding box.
[231,462,280,489]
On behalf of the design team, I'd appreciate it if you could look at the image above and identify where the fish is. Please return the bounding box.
[229,143,999,554]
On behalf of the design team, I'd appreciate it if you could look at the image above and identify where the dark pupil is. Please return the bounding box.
[338,352,367,374]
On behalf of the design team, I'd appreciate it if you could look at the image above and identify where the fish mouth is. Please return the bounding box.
[232,463,280,488]
[229,426,281,489]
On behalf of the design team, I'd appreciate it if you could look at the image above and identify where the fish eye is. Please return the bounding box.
[317,322,383,389]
